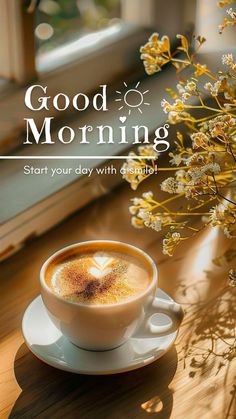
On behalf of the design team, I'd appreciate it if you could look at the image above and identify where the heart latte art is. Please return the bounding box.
[88,252,113,279]
[45,243,151,305]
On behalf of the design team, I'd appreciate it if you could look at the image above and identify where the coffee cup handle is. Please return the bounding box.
[144,297,184,336]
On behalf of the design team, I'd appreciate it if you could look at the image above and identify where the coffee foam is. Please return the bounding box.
[45,244,152,305]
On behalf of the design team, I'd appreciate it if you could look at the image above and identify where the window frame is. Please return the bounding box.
[0,0,155,84]
[0,0,196,155]
[0,0,160,154]
[0,0,197,261]
[0,22,150,155]
[0,0,195,83]
[0,0,36,83]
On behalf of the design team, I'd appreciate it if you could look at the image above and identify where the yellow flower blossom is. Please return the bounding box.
[124,13,236,257]
[140,33,171,75]
[163,232,182,256]
[194,63,209,77]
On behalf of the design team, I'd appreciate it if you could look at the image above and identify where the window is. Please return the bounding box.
[0,0,196,84]
[196,0,235,52]
[0,0,158,155]
[35,0,121,55]
[0,0,197,260]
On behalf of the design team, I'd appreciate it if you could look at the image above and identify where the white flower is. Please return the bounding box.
[224,227,234,238]
[182,92,191,101]
[177,83,185,94]
[209,203,226,224]
[211,81,221,96]
[142,191,154,199]
[129,206,138,215]
[168,111,182,124]
[176,182,186,194]
[222,53,234,66]
[169,152,183,166]
[161,99,171,113]
[185,81,197,92]
[203,81,221,96]
[204,82,212,90]
[207,163,221,174]
[131,216,144,229]
[138,209,150,221]
[161,177,177,193]
[226,8,235,19]
[188,163,221,181]
[209,202,236,236]
[224,103,234,110]
[132,197,147,206]
[151,219,162,232]
[163,232,181,256]
[138,145,159,157]
[191,132,209,149]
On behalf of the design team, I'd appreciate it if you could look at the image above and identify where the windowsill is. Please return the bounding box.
[0,65,178,260]
[37,22,137,73]
[0,23,150,156]
[1,46,230,260]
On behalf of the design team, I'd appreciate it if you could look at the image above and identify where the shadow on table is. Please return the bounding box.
[10,344,178,419]
[178,279,236,418]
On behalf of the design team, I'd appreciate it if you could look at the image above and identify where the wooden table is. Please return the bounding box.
[0,180,235,419]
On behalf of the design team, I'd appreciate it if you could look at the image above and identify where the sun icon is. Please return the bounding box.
[115,81,150,116]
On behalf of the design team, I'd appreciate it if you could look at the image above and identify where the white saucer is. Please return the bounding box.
[22,289,178,375]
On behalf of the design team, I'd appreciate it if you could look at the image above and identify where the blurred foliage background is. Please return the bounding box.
[35,0,121,53]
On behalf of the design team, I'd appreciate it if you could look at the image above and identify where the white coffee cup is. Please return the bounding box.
[40,240,184,351]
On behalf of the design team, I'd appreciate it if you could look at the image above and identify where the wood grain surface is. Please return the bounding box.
[0,179,235,419]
